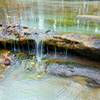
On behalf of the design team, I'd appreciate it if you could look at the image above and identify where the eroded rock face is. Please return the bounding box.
[47,63,100,86]
[44,34,100,61]
[0,39,36,51]
[0,30,100,61]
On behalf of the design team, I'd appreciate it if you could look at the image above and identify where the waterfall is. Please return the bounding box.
[33,33,43,62]
[31,31,45,73]
[30,0,45,72]
[65,49,67,57]
[35,40,42,63]
[54,46,57,58]
[40,41,43,58]
[13,16,17,52]
[46,46,49,56]
[35,39,44,72]
[13,39,16,52]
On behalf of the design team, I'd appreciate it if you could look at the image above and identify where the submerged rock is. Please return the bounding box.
[45,30,51,33]
[47,63,100,86]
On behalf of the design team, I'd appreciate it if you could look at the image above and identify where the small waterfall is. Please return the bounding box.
[54,46,57,58]
[13,40,16,52]
[65,49,67,57]
[13,32,16,52]
[35,40,44,73]
[46,46,49,56]
[16,35,20,52]
[32,32,45,73]
[40,41,43,58]
[2,23,7,49]
[35,40,42,63]
[31,29,54,73]
[13,16,17,52]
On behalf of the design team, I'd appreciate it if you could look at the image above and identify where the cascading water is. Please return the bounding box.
[54,46,57,58]
[35,39,42,63]
[34,0,44,62]
[0,1,100,100]
[31,32,45,73]
[12,16,17,52]
[30,0,46,73]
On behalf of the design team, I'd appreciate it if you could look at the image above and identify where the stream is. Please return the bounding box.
[0,0,100,100]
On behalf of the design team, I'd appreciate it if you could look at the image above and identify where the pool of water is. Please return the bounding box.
[0,51,100,100]
[0,0,100,34]
[0,58,100,100]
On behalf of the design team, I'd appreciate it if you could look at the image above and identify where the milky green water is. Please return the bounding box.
[0,0,100,34]
[0,59,100,100]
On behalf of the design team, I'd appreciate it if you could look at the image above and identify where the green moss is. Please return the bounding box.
[0,64,5,75]
[16,52,27,60]
[44,59,79,66]
[46,17,76,27]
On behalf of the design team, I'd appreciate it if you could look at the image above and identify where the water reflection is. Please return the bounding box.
[0,0,100,34]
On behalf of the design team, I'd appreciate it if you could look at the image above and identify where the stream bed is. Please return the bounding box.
[0,51,100,100]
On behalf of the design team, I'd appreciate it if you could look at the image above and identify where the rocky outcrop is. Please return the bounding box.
[0,38,35,51]
[44,34,100,61]
[0,31,100,61]
[47,63,100,86]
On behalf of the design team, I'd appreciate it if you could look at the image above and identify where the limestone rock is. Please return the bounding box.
[44,34,100,61]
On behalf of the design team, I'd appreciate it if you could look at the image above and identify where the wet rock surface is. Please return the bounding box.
[47,63,100,87]
[0,25,100,61]
[44,34,100,61]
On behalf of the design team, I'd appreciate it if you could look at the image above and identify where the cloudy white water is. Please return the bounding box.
[0,60,100,100]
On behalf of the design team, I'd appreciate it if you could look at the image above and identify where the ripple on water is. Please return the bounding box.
[0,52,100,100]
